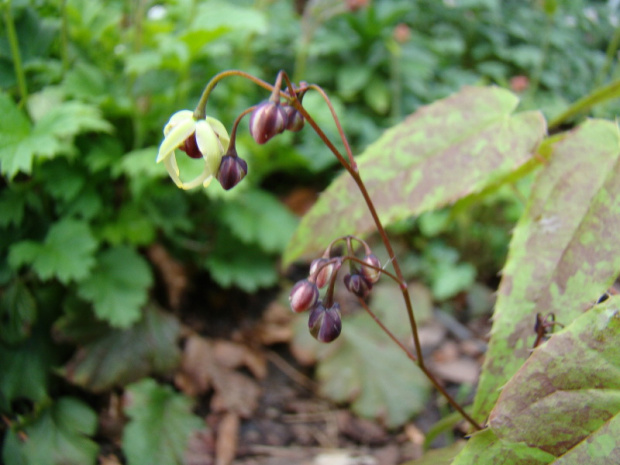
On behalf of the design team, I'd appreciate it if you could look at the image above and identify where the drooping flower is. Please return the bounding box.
[156,110,230,190]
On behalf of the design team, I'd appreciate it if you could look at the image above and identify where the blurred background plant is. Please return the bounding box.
[0,0,618,463]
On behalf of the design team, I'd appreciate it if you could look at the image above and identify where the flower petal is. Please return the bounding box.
[163,152,184,188]
[164,110,194,136]
[206,117,231,149]
[157,117,195,163]
[179,164,211,190]
[195,120,223,175]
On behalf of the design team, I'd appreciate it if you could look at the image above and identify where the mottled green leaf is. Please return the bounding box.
[8,219,97,284]
[456,298,620,464]
[292,297,431,428]
[3,397,98,465]
[452,429,555,465]
[473,119,620,421]
[284,86,546,265]
[58,305,180,392]
[401,441,465,465]
[123,378,203,465]
[77,246,153,328]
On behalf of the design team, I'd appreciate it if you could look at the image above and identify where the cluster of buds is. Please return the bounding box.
[156,74,307,191]
[288,236,382,343]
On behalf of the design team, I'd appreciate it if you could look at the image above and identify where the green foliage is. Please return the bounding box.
[76,246,153,328]
[123,378,204,465]
[57,305,181,392]
[1,0,619,462]
[3,397,99,465]
[9,219,98,284]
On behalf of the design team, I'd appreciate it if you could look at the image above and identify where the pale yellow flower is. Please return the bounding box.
[156,110,230,189]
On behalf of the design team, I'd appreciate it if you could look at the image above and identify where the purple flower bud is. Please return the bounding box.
[217,154,248,190]
[308,302,342,343]
[289,279,319,313]
[249,101,287,144]
[309,258,335,289]
[344,273,372,299]
[360,254,381,284]
[283,105,305,132]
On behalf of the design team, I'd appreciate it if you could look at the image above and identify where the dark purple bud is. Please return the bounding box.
[283,105,305,132]
[360,254,381,284]
[217,154,248,190]
[289,279,319,313]
[344,273,372,299]
[308,302,342,343]
[249,101,287,144]
[178,132,202,159]
[309,258,335,289]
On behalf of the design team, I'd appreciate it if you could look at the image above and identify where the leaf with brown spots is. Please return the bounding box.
[283,86,546,265]
[454,297,620,463]
[472,119,620,421]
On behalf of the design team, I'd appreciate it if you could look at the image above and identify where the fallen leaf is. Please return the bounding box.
[147,243,189,310]
[215,412,239,465]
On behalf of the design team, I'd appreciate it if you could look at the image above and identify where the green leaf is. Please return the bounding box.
[292,309,430,428]
[452,429,554,465]
[284,86,546,265]
[123,378,203,465]
[0,95,112,179]
[401,441,465,465]
[0,327,58,405]
[0,280,37,344]
[58,305,180,392]
[8,219,98,284]
[473,119,620,422]
[77,246,153,328]
[205,236,279,292]
[456,298,620,463]
[3,397,99,465]
[218,189,298,254]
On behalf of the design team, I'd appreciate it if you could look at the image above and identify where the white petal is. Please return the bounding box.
[163,152,183,188]
[206,117,231,149]
[202,175,214,188]
[180,164,211,190]
[163,110,194,136]
[157,118,196,163]
[195,120,223,174]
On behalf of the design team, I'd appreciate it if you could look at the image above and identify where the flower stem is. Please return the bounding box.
[194,70,278,120]
[3,0,28,105]
[359,299,483,431]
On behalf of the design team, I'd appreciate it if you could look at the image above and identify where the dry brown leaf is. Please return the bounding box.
[185,427,215,465]
[213,340,267,380]
[99,455,123,465]
[147,243,189,310]
[432,358,480,385]
[254,302,294,345]
[211,369,261,418]
[215,412,239,465]
[175,335,216,396]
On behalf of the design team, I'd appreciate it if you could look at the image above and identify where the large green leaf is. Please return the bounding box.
[2,397,99,465]
[58,305,180,392]
[283,86,546,265]
[77,246,153,328]
[123,378,204,465]
[454,297,620,463]
[473,119,620,421]
[8,219,98,284]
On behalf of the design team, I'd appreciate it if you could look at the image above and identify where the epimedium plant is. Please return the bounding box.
[151,64,620,463]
